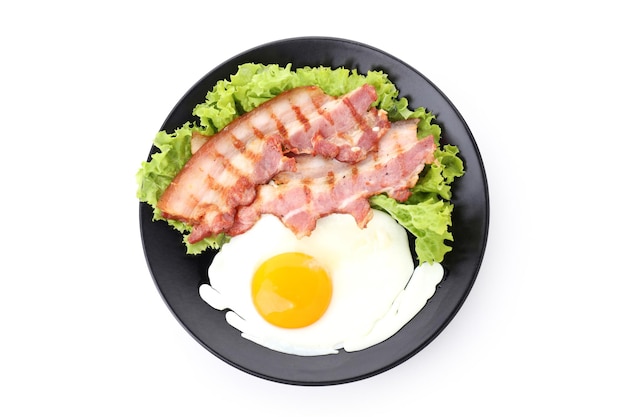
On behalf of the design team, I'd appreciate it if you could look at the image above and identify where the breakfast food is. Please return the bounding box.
[200,211,444,355]
[229,119,436,238]
[156,84,392,243]
[137,64,463,262]
[136,63,465,356]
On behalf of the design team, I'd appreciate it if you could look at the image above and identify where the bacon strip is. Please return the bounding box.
[279,85,389,162]
[229,120,436,238]
[189,84,389,162]
[157,84,388,242]
[159,135,295,242]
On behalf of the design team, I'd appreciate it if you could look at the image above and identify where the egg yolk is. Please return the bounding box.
[251,252,332,329]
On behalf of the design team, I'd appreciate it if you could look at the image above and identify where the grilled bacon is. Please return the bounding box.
[159,135,295,243]
[229,120,436,238]
[157,84,389,242]
[188,84,389,162]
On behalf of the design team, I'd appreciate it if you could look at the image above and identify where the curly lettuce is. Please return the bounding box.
[370,144,464,264]
[136,63,464,262]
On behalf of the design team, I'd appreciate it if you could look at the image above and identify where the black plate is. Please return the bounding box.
[139,37,489,386]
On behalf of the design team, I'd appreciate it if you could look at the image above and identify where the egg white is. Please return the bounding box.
[199,210,443,356]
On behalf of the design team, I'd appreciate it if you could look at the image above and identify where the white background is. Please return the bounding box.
[2,1,624,415]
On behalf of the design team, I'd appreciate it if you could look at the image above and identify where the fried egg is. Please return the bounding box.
[199,210,444,356]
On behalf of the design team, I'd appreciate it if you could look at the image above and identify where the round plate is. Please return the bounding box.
[139,36,489,386]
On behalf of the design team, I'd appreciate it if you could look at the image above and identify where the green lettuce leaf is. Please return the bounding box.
[370,144,464,264]
[370,194,454,264]
[135,123,227,253]
[192,63,414,133]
